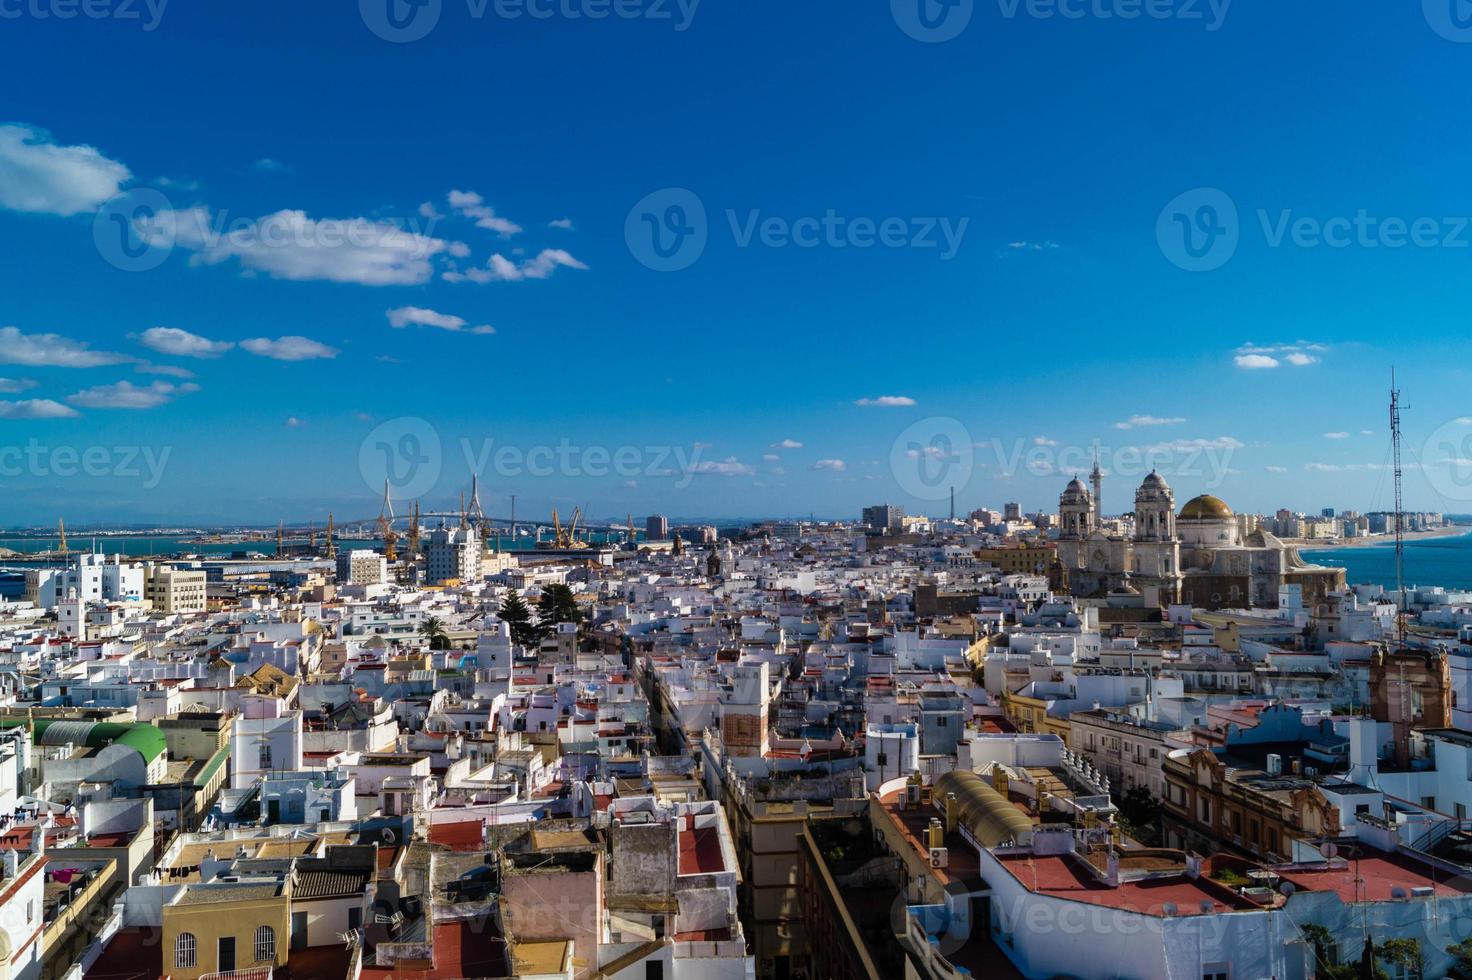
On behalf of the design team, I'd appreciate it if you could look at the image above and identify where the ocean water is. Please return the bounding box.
[1302,530,1472,591]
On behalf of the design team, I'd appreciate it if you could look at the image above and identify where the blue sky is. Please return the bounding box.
[3,0,1472,525]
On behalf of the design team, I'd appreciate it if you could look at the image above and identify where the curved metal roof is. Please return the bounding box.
[933,769,1034,847]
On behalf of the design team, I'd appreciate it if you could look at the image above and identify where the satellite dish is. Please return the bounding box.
[382,828,397,844]
[1200,901,1215,914]
[1392,887,1408,899]
[1162,903,1177,916]
[1279,882,1296,897]
[1322,843,1339,859]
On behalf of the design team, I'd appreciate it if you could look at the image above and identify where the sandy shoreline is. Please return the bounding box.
[1289,525,1472,550]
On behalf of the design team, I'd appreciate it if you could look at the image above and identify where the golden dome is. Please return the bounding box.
[1179,494,1234,521]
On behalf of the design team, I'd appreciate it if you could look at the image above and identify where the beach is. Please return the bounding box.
[1284,525,1471,550]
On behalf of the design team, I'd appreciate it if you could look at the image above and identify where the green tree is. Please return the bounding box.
[536,583,584,638]
[420,615,451,651]
[1380,938,1424,980]
[499,589,537,647]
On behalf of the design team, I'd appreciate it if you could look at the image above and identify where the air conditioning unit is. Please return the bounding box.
[929,847,949,869]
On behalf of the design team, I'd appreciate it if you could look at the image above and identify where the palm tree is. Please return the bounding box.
[420,616,450,651]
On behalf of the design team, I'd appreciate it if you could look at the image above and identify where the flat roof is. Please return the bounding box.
[1281,848,1472,904]
[993,852,1256,916]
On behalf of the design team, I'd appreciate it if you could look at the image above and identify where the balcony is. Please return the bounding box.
[199,970,272,980]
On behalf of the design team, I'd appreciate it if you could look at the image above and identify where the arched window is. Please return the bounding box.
[255,925,275,963]
[175,932,197,969]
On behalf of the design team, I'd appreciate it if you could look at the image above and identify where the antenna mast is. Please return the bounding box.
[1390,369,1406,649]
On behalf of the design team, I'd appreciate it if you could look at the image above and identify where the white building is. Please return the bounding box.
[336,548,389,586]
[146,564,208,613]
[425,524,481,585]
[25,554,145,608]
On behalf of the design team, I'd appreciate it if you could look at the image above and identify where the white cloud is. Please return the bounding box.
[139,326,234,358]
[1114,415,1186,430]
[855,395,916,408]
[285,416,303,427]
[0,398,77,419]
[548,218,574,230]
[769,439,803,450]
[0,124,130,216]
[448,190,522,237]
[240,336,339,361]
[689,457,755,477]
[254,158,290,174]
[1264,465,1289,474]
[762,453,781,462]
[0,327,130,368]
[1235,341,1326,369]
[1455,418,1472,426]
[0,378,37,394]
[444,249,588,283]
[385,306,494,335]
[186,209,459,286]
[67,379,199,410]
[812,459,847,472]
[1323,431,1350,439]
[1142,436,1246,452]
[1033,436,1058,446]
[137,362,197,378]
[1006,240,1060,251]
[418,201,444,220]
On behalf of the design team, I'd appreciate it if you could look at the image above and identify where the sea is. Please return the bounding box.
[1302,529,1472,592]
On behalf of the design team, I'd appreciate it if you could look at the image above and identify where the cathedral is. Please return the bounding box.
[1056,465,1346,610]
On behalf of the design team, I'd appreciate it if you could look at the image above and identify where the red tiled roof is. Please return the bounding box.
[678,827,725,876]
[427,820,484,852]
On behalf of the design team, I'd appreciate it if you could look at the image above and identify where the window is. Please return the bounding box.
[254,925,275,962]
[259,743,272,770]
[175,933,197,969]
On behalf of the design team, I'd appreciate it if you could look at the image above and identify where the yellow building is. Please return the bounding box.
[163,878,291,979]
[1002,689,1071,740]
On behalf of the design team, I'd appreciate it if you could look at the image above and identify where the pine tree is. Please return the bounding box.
[499,589,536,647]
[535,583,584,639]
